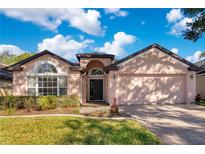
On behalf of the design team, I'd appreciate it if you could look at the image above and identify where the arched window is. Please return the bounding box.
[90,68,104,75]
[38,63,57,73]
[28,63,67,96]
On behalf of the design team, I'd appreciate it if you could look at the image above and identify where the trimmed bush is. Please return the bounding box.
[37,96,57,111]
[0,95,80,113]
[0,96,37,114]
[1,96,16,114]
[15,97,37,111]
[57,95,80,107]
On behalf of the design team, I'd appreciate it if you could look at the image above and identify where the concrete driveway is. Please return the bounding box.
[120,104,205,144]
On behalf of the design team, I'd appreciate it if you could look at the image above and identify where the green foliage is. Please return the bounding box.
[15,53,34,63]
[0,50,34,65]
[37,96,57,111]
[57,95,80,107]
[0,96,37,114]
[200,52,205,58]
[15,97,37,112]
[182,9,205,42]
[0,117,161,144]
[199,99,205,106]
[0,95,80,113]
[0,96,16,114]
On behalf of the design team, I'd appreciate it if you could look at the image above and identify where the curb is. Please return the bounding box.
[0,113,134,120]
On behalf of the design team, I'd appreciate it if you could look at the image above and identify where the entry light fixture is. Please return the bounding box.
[113,74,116,80]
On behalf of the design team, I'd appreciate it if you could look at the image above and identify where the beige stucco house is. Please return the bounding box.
[195,60,205,99]
[5,44,200,105]
[0,63,12,96]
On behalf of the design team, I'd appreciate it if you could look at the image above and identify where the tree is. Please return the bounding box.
[200,52,205,59]
[182,9,205,59]
[0,50,33,65]
[183,8,205,42]
[14,53,34,63]
[0,49,15,65]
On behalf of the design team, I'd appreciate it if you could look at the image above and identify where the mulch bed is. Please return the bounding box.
[0,104,129,117]
[0,107,79,116]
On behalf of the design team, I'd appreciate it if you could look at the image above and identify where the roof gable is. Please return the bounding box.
[105,43,201,71]
[6,50,76,70]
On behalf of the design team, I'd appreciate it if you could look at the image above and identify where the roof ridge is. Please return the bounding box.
[6,50,75,69]
[105,43,201,71]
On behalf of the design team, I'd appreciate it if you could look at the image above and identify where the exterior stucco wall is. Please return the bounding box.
[186,71,196,103]
[108,48,196,104]
[13,54,80,97]
[118,48,188,74]
[108,71,118,105]
[196,74,205,99]
[68,71,81,96]
[0,79,12,96]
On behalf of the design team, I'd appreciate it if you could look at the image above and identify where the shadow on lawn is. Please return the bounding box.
[59,119,160,145]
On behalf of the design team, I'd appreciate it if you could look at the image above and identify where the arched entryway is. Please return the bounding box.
[81,60,108,103]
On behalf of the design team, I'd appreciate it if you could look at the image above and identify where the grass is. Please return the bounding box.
[0,116,160,145]
[199,99,205,106]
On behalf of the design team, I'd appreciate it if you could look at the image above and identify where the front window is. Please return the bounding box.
[28,63,67,96]
[38,77,58,96]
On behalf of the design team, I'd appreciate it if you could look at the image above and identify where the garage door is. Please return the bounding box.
[118,74,186,104]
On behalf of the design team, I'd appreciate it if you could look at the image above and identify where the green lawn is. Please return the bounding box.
[0,116,160,145]
[199,100,205,106]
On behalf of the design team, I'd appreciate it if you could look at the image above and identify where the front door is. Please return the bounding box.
[89,79,103,101]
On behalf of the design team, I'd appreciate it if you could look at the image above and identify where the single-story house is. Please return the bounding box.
[5,43,200,105]
[195,60,205,99]
[0,63,13,96]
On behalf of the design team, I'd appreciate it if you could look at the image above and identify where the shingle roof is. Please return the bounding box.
[0,68,12,80]
[76,52,115,61]
[195,60,205,68]
[194,60,205,75]
[105,43,201,71]
[197,69,205,75]
[6,50,76,71]
[0,63,7,68]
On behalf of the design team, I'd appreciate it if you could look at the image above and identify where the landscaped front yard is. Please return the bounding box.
[0,116,160,145]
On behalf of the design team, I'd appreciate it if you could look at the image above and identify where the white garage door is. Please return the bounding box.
[118,74,186,104]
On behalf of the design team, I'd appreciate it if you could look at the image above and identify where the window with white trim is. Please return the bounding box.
[28,76,36,96]
[38,63,57,73]
[38,77,58,96]
[59,76,67,95]
[90,68,104,75]
[28,63,67,96]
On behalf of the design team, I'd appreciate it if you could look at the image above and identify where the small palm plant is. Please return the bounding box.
[110,97,119,114]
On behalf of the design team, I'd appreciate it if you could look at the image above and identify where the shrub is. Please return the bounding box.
[0,95,80,113]
[25,97,37,111]
[57,95,80,107]
[14,96,37,112]
[0,96,16,115]
[37,96,57,111]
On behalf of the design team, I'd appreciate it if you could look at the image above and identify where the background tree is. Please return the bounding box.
[182,8,205,59]
[0,50,33,65]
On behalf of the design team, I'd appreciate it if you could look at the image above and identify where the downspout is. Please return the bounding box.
[104,71,109,105]
[80,71,87,104]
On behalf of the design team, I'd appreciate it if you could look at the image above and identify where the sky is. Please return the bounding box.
[0,8,204,63]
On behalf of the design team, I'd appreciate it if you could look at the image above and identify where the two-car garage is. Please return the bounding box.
[118,74,186,104]
[108,44,197,105]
